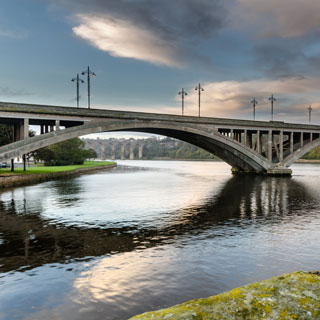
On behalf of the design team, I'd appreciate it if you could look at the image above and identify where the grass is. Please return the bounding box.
[0,161,116,175]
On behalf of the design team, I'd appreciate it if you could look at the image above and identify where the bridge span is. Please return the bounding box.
[0,101,320,175]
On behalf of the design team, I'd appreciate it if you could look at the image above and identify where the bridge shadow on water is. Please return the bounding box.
[0,175,316,274]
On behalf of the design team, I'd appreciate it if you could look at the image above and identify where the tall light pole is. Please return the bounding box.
[82,66,96,109]
[308,105,312,124]
[71,74,84,108]
[251,98,258,120]
[178,88,188,115]
[195,83,204,117]
[269,94,276,121]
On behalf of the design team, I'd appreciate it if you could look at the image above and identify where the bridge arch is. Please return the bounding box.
[0,120,273,173]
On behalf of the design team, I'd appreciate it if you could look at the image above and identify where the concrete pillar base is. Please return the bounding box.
[266,167,292,176]
[231,167,292,176]
[231,167,261,175]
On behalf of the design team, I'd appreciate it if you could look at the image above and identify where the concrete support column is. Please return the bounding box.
[121,144,126,160]
[23,118,29,139]
[279,130,283,162]
[230,129,233,139]
[310,133,313,142]
[14,123,20,141]
[55,120,60,130]
[40,125,45,135]
[138,144,144,159]
[268,130,273,162]
[290,132,294,154]
[111,144,116,160]
[45,125,49,134]
[244,129,248,147]
[129,144,135,160]
[257,130,261,154]
[300,132,304,147]
[19,122,24,140]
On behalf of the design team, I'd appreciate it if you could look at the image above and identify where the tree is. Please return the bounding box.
[34,138,97,166]
[0,124,14,146]
[303,146,320,160]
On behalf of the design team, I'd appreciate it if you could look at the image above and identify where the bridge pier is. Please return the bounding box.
[111,144,116,160]
[266,167,292,176]
[121,144,126,160]
[129,144,135,160]
[232,166,292,176]
[138,144,144,159]
[100,144,106,160]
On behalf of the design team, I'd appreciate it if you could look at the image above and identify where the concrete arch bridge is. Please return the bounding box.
[0,102,320,175]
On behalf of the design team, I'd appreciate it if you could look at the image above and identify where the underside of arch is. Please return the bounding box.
[0,120,272,173]
[125,128,267,172]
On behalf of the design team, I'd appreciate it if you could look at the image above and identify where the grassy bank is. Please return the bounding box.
[0,161,115,175]
[0,161,117,189]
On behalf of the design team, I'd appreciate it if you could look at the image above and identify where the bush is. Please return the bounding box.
[34,138,97,166]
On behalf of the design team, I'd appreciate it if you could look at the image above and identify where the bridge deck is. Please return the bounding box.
[0,101,319,131]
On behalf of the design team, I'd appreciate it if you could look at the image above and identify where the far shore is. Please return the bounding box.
[295,159,320,164]
[0,161,117,189]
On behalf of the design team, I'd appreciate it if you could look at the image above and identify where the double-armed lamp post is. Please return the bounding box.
[195,83,204,117]
[71,74,84,108]
[308,105,312,124]
[82,66,96,109]
[269,94,276,121]
[251,98,258,120]
[178,88,188,115]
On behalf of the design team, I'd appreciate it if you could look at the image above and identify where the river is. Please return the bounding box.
[0,161,320,320]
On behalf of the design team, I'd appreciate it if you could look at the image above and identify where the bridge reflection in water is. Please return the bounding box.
[0,174,315,274]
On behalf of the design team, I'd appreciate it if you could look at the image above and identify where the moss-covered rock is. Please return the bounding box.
[129,271,320,320]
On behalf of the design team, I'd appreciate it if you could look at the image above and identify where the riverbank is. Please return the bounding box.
[0,161,116,189]
[130,271,320,319]
[296,159,320,164]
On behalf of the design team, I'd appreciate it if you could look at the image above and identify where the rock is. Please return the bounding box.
[129,271,320,320]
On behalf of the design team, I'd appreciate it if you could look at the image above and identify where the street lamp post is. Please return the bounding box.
[178,88,188,115]
[82,66,96,109]
[195,83,204,117]
[251,98,258,120]
[71,74,84,108]
[268,94,276,121]
[308,105,312,124]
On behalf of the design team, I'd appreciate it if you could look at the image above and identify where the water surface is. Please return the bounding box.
[0,161,319,320]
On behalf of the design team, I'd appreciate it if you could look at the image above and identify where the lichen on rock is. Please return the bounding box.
[129,271,320,320]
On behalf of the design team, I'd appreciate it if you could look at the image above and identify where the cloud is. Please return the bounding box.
[234,0,320,38]
[50,0,228,67]
[87,77,320,123]
[73,15,185,68]
[182,77,320,121]
[252,43,306,78]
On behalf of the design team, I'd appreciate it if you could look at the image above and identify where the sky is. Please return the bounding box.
[1,0,320,138]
